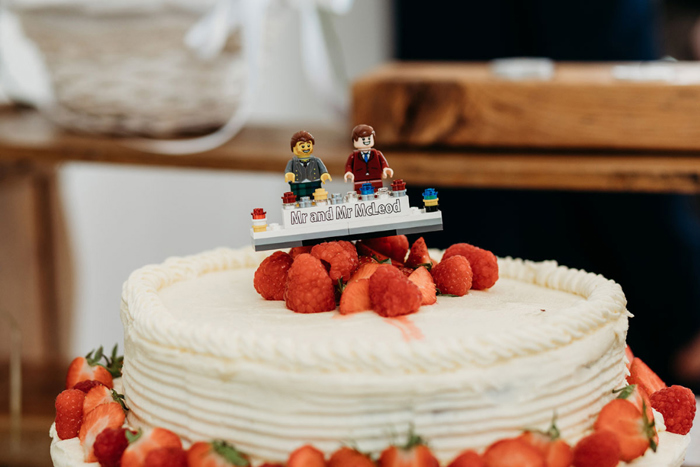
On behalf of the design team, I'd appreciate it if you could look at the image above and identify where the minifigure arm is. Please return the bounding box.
[321,173,332,183]
[376,150,393,178]
[285,160,295,183]
[285,172,295,183]
[316,158,332,183]
[344,153,355,183]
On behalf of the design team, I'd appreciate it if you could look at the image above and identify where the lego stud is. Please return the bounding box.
[422,188,439,212]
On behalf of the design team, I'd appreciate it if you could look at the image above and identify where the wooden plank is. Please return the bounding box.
[4,107,700,193]
[352,62,700,151]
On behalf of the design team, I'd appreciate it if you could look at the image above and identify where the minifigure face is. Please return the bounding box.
[354,134,374,150]
[293,140,314,158]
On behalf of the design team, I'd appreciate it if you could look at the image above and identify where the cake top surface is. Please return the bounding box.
[121,247,629,374]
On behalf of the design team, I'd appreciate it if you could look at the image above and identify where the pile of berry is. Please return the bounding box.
[253,236,500,316]
[54,343,695,466]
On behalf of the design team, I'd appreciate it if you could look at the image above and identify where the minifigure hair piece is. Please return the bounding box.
[352,124,375,142]
[290,131,315,150]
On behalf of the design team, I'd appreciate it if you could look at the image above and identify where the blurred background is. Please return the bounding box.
[5,0,700,464]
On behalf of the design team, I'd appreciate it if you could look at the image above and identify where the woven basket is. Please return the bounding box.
[12,5,247,137]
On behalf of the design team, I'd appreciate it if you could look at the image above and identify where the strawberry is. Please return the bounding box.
[78,402,126,462]
[328,446,375,467]
[614,384,654,424]
[145,446,188,467]
[287,444,326,467]
[339,279,372,314]
[187,440,250,466]
[447,450,485,467]
[55,389,86,440]
[594,398,656,462]
[378,433,438,467]
[650,385,696,435]
[66,348,114,389]
[517,418,573,467]
[350,262,382,282]
[254,251,294,300]
[93,427,131,467]
[369,265,422,317]
[431,256,473,296]
[360,235,409,263]
[627,357,666,395]
[311,241,360,282]
[72,380,105,394]
[408,266,437,306]
[571,431,620,467]
[442,243,498,290]
[121,427,182,467]
[83,385,115,416]
[356,241,391,262]
[405,237,434,269]
[625,346,634,371]
[482,438,544,467]
[284,253,336,313]
[290,246,313,258]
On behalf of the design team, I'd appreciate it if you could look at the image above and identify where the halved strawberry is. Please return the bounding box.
[356,242,391,263]
[83,385,115,416]
[614,384,654,425]
[66,345,122,390]
[287,445,326,467]
[517,418,573,467]
[187,440,250,466]
[328,446,374,467]
[408,266,437,306]
[594,398,656,462]
[145,447,188,467]
[482,438,544,467]
[339,279,372,315]
[349,262,382,282]
[625,346,634,371]
[121,427,182,467]
[627,358,666,395]
[378,432,438,467]
[572,431,620,467]
[78,402,126,462]
[405,237,435,269]
[360,236,409,263]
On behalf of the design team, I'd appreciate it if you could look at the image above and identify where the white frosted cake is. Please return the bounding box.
[50,247,691,466]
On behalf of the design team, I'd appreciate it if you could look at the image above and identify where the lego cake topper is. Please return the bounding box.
[249,127,442,251]
[285,131,332,198]
[344,124,394,193]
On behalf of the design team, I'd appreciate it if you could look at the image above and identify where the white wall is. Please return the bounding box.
[57,0,392,355]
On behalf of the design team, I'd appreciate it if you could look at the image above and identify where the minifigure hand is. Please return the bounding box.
[382,168,394,179]
[321,173,332,183]
[344,172,354,183]
[285,172,295,183]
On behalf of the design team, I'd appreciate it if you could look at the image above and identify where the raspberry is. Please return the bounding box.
[431,256,473,296]
[254,251,294,300]
[405,237,434,269]
[359,235,409,263]
[311,241,359,282]
[93,427,130,467]
[289,246,312,258]
[284,253,336,313]
[144,446,188,467]
[55,389,85,439]
[650,385,696,435]
[442,243,499,289]
[368,265,422,317]
[72,380,105,394]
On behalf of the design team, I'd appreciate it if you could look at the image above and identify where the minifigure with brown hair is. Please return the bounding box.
[344,124,393,193]
[285,130,332,197]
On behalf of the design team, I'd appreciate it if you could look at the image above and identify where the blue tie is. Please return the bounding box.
[363,152,369,162]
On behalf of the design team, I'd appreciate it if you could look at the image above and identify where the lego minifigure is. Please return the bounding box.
[285,131,332,198]
[344,124,393,194]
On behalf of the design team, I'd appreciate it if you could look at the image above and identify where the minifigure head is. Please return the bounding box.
[290,131,315,158]
[352,124,375,150]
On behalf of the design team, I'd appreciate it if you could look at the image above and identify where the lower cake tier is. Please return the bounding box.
[116,248,633,463]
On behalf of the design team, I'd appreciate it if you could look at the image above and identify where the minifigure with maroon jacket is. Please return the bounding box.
[344,124,394,193]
